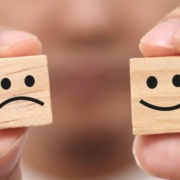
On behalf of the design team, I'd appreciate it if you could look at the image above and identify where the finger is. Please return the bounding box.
[0,128,27,180]
[133,134,180,180]
[0,30,42,57]
[5,164,22,180]
[139,6,180,57]
[0,29,42,179]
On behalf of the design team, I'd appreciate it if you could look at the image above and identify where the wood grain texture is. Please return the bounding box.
[0,55,52,129]
[130,56,180,135]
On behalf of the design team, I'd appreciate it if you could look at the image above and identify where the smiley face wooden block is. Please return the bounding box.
[130,57,180,135]
[0,55,52,129]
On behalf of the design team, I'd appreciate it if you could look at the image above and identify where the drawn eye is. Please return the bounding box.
[172,74,180,87]
[25,75,35,87]
[1,78,11,90]
[146,76,157,89]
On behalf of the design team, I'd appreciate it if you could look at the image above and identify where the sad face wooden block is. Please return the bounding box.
[0,55,52,129]
[130,57,180,135]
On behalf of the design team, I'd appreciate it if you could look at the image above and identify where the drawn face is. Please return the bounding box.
[0,55,52,129]
[140,75,180,111]
[0,75,44,108]
[130,57,180,135]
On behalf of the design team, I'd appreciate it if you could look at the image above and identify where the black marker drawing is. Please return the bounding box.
[0,96,44,108]
[140,74,180,111]
[140,99,180,111]
[0,75,44,108]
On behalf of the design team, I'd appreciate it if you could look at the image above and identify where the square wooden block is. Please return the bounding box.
[0,55,52,129]
[130,57,180,135]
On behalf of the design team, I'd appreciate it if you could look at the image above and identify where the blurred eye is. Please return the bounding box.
[172,74,180,87]
[25,75,35,87]
[146,76,157,89]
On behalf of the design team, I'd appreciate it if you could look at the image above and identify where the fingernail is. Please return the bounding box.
[132,136,151,175]
[132,136,142,169]
[0,30,38,49]
[140,19,180,49]
[0,129,28,178]
[133,136,156,177]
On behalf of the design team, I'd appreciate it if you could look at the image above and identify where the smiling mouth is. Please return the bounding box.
[0,96,44,109]
[140,99,180,111]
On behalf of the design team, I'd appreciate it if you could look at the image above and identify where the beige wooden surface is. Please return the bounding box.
[0,55,52,129]
[130,57,180,135]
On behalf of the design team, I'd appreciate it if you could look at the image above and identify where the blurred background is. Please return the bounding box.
[0,0,179,179]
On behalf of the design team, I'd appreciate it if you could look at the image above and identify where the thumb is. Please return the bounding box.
[0,128,28,180]
[139,6,180,57]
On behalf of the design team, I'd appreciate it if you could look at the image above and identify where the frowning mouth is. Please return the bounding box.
[140,99,180,111]
[0,96,44,108]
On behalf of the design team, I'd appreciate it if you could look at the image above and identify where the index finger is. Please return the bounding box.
[139,7,180,57]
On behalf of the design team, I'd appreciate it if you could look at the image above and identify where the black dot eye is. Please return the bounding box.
[146,76,158,89]
[1,78,11,90]
[25,75,35,87]
[172,74,180,87]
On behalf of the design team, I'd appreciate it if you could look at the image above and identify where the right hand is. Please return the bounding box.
[133,6,180,180]
[0,30,42,180]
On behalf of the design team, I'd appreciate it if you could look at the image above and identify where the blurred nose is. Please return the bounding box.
[57,0,113,43]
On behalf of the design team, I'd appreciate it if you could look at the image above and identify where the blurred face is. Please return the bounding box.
[0,0,179,177]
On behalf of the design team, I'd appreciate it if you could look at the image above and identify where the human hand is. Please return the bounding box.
[0,30,42,180]
[133,6,180,180]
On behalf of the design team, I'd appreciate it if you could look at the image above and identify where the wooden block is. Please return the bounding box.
[130,56,180,135]
[0,55,52,129]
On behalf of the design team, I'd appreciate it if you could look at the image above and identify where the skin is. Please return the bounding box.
[0,0,179,179]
